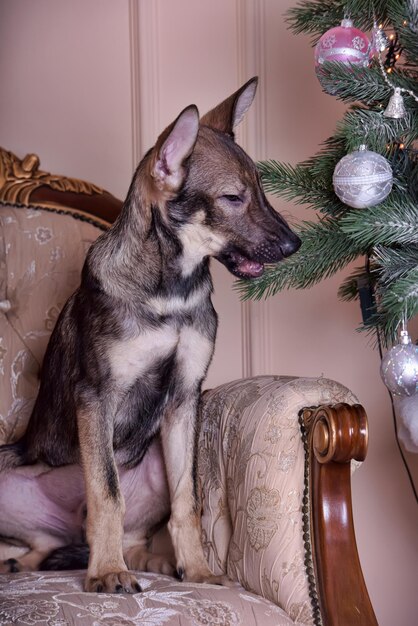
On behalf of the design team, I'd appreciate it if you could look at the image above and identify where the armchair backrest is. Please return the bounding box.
[0,147,121,443]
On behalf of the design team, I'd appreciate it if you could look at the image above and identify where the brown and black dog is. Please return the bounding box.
[0,78,300,593]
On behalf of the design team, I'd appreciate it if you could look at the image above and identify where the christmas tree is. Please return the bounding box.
[238,0,418,347]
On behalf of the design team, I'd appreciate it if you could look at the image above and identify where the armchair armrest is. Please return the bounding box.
[301,404,377,626]
[198,375,377,626]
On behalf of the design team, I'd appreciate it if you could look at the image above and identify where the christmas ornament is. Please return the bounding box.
[380,329,418,396]
[384,87,407,119]
[393,395,418,453]
[333,145,393,208]
[315,19,372,91]
[371,24,389,53]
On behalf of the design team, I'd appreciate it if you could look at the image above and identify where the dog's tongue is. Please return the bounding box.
[238,259,264,277]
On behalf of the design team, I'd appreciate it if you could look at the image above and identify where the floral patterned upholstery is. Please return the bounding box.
[199,375,357,624]
[0,204,101,443]
[0,204,359,625]
[0,571,305,626]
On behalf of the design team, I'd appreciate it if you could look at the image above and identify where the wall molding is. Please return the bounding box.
[235,0,267,160]
[236,0,272,376]
[129,0,162,166]
[128,0,141,171]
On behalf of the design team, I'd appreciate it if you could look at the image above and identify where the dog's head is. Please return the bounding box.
[144,78,301,279]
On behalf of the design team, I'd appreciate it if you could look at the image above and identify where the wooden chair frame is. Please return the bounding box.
[301,404,378,626]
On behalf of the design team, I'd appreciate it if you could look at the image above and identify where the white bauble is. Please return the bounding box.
[333,145,393,208]
[380,331,418,396]
[394,395,418,453]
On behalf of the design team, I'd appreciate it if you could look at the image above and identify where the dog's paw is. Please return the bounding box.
[125,547,176,577]
[0,558,21,574]
[85,570,141,594]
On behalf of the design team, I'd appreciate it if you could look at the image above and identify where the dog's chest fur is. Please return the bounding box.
[103,285,216,467]
[109,322,213,391]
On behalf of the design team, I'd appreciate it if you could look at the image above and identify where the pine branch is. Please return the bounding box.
[387,0,418,66]
[316,64,389,104]
[376,265,418,339]
[258,161,325,202]
[303,137,346,176]
[286,0,346,39]
[347,245,418,342]
[409,159,418,201]
[235,218,364,300]
[258,159,347,216]
[316,62,418,110]
[340,193,418,247]
[333,107,417,153]
[388,145,418,193]
[373,244,418,285]
[286,0,390,43]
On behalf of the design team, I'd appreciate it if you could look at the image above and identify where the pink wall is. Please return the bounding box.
[1,1,417,624]
[0,0,133,200]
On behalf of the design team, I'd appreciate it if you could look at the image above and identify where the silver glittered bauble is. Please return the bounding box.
[380,331,418,396]
[333,145,393,208]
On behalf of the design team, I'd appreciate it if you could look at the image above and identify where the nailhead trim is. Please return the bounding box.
[299,409,323,626]
[0,200,110,232]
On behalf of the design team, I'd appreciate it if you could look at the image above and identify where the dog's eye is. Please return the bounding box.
[222,194,242,204]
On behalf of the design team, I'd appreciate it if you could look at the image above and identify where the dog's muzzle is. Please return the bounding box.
[217,233,301,279]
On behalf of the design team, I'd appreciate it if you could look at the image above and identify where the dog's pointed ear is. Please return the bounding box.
[152,105,199,192]
[200,77,258,135]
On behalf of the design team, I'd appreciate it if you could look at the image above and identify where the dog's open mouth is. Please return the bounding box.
[217,250,265,278]
[234,255,264,278]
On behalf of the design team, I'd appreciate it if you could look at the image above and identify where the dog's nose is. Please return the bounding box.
[280,233,301,258]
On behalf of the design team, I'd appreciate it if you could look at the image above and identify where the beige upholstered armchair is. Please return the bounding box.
[0,148,377,626]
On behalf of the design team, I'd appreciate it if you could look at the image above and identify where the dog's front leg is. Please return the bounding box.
[77,401,140,594]
[161,396,226,585]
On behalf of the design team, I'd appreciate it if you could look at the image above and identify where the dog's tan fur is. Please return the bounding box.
[77,408,136,592]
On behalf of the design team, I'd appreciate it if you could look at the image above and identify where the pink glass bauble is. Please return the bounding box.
[315,19,371,67]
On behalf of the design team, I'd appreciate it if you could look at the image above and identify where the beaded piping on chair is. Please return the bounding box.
[0,200,110,232]
[299,410,323,626]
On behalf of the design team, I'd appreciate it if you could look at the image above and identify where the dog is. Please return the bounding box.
[0,77,301,594]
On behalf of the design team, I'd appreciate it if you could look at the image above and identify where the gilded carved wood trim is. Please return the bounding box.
[0,148,104,206]
[0,147,115,231]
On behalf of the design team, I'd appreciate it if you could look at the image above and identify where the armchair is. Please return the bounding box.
[0,148,377,626]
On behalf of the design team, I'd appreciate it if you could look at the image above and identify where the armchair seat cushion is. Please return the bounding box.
[0,570,307,626]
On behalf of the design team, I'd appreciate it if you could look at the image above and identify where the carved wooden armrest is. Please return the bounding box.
[301,404,378,626]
